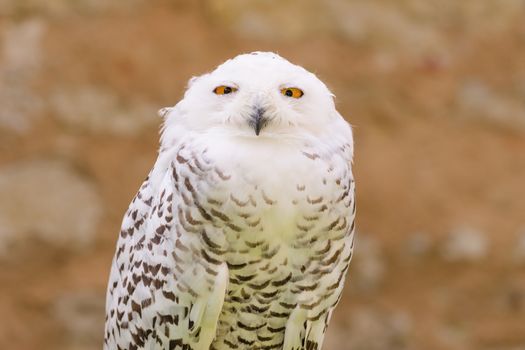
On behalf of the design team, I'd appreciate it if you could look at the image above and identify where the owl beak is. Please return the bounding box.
[249,106,268,136]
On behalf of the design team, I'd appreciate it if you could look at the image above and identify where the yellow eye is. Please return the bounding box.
[213,85,237,95]
[281,87,304,98]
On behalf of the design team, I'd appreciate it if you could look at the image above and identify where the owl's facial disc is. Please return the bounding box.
[174,52,338,138]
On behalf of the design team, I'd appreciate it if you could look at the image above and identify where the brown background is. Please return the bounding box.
[1,1,524,349]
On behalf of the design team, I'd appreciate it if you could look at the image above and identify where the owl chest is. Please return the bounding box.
[207,175,353,348]
[171,137,353,270]
[165,138,354,348]
[194,157,352,272]
[201,161,343,243]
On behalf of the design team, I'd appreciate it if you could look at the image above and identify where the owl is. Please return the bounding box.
[104,52,355,350]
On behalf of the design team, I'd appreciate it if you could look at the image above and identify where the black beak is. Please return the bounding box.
[249,107,268,136]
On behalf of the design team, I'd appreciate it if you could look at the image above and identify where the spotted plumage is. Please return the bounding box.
[104,52,355,350]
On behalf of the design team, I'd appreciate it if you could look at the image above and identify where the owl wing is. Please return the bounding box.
[104,152,229,350]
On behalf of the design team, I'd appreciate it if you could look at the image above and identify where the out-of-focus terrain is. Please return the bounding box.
[0,1,524,349]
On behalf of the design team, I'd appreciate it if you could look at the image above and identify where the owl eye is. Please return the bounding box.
[281,87,304,98]
[213,85,238,95]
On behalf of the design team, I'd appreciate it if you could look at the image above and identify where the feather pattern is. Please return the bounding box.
[104,52,355,350]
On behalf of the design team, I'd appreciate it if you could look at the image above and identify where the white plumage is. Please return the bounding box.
[104,52,355,350]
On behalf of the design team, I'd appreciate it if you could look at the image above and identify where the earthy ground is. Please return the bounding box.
[0,1,525,349]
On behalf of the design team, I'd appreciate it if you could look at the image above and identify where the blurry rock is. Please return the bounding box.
[53,291,105,348]
[0,160,102,255]
[50,86,157,135]
[458,80,525,131]
[452,1,525,33]
[0,83,43,133]
[205,0,446,59]
[204,0,524,66]
[0,19,46,133]
[352,235,386,292]
[325,308,412,350]
[0,0,145,17]
[371,53,399,73]
[329,1,445,57]
[69,0,145,15]
[0,0,65,16]
[440,226,489,262]
[404,232,433,258]
[496,283,525,313]
[435,324,469,350]
[204,0,331,40]
[3,19,45,75]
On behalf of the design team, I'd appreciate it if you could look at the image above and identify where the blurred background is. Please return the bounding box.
[0,1,524,349]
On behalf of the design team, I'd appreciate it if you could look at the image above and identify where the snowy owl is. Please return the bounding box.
[104,52,355,350]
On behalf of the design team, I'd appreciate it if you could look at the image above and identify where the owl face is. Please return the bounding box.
[174,52,338,138]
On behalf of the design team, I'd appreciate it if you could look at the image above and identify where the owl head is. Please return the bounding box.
[162,52,344,142]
